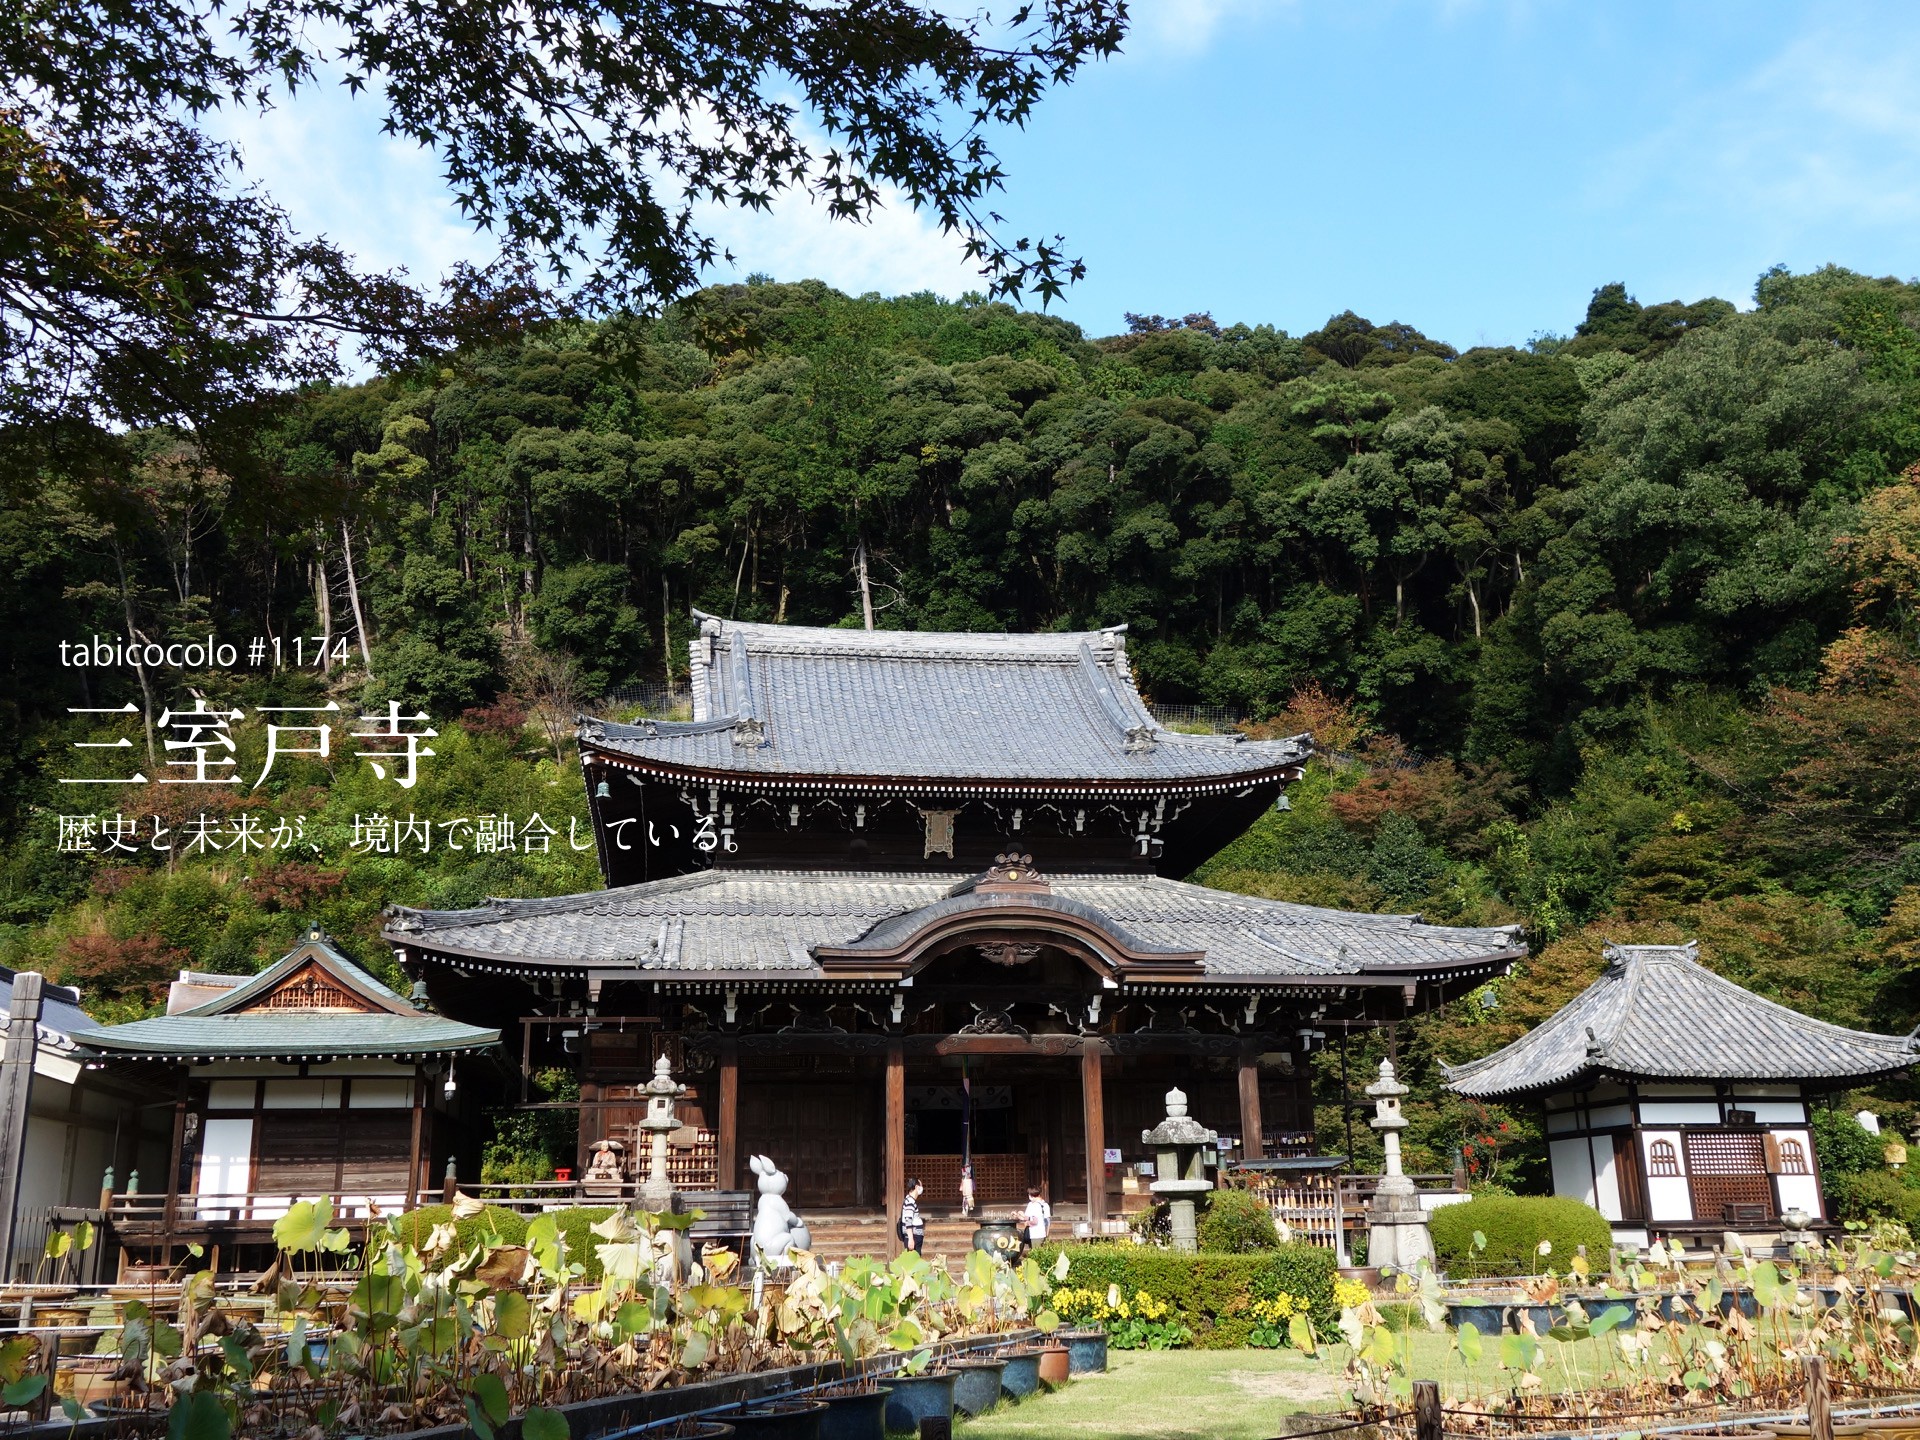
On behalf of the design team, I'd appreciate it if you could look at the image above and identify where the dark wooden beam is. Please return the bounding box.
[716,1043,739,1192]
[1081,1047,1106,1229]
[406,1070,425,1211]
[0,974,43,1280]
[1238,1054,1264,1162]
[884,1041,905,1253]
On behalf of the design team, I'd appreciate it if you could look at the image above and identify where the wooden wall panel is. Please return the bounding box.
[740,1082,865,1208]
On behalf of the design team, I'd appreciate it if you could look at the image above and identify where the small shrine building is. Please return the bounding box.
[383,616,1527,1233]
[1443,941,1918,1246]
[81,927,497,1267]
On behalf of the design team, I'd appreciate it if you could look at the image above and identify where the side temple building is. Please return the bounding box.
[383,616,1526,1229]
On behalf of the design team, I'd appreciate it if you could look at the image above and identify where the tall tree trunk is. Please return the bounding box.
[661,572,674,688]
[313,536,332,662]
[339,520,373,668]
[1466,576,1482,638]
[110,538,157,768]
[855,537,875,631]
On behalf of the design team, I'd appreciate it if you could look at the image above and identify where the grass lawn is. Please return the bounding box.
[961,1336,1628,1440]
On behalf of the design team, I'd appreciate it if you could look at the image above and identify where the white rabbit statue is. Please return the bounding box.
[748,1154,812,1266]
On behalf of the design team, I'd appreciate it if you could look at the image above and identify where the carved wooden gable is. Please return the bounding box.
[237,960,382,1014]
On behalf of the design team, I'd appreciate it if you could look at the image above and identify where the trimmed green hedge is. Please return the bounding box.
[549,1206,617,1282]
[390,1203,527,1255]
[1196,1190,1281,1253]
[1032,1243,1338,1349]
[1429,1195,1612,1278]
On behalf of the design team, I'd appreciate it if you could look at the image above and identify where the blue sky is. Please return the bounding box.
[225,0,1920,349]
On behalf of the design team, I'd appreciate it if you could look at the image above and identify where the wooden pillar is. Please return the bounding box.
[884,1041,905,1251]
[1081,1046,1106,1229]
[405,1070,425,1211]
[1238,1053,1264,1162]
[716,1043,739,1191]
[161,1072,188,1265]
[0,974,44,1281]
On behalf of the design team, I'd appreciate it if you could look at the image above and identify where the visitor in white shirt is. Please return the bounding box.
[1016,1185,1051,1253]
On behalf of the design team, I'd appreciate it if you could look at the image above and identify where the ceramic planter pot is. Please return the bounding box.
[998,1348,1043,1401]
[948,1358,1007,1416]
[816,1388,888,1440]
[1716,1287,1759,1319]
[972,1221,1021,1260]
[727,1399,826,1440]
[1505,1302,1556,1334]
[1445,1299,1505,1333]
[881,1372,954,1436]
[1059,1328,1107,1375]
[1035,1342,1071,1388]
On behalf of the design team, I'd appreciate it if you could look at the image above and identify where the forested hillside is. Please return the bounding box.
[5,266,1919,1182]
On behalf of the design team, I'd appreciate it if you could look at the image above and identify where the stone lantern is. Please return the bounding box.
[1142,1086,1217,1253]
[637,1054,686,1213]
[1364,1059,1434,1273]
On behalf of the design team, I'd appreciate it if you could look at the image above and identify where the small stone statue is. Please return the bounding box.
[748,1154,812,1267]
[582,1139,626,1198]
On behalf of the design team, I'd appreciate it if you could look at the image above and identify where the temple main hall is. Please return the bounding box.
[383,616,1525,1230]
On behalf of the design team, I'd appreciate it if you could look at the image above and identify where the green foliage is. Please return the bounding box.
[1032,1243,1338,1349]
[390,1203,528,1254]
[1429,1196,1613,1279]
[1812,1109,1889,1177]
[1195,1190,1282,1254]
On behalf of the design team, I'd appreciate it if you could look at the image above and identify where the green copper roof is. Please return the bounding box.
[79,923,499,1061]
[81,1013,498,1060]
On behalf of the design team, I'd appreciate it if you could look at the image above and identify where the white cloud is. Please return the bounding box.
[209,75,982,306]
[1120,0,1279,60]
[694,185,982,299]
[1593,18,1920,246]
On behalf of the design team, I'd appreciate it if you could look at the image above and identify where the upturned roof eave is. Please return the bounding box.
[1445,1054,1920,1100]
[576,742,1307,794]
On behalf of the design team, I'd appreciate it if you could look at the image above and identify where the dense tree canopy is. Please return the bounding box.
[7,265,1920,1183]
[2,0,1125,479]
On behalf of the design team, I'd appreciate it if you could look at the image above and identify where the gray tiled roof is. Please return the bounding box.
[384,870,1524,982]
[81,1013,498,1060]
[0,968,97,1051]
[578,615,1311,785]
[1443,942,1919,1097]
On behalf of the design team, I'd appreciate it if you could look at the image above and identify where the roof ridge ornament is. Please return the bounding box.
[1124,723,1158,754]
[731,717,767,748]
[979,852,1049,892]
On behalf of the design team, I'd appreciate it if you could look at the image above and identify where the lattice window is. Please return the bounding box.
[1685,1131,1772,1222]
[1777,1138,1809,1175]
[240,963,374,1013]
[1684,1131,1767,1175]
[1648,1139,1681,1176]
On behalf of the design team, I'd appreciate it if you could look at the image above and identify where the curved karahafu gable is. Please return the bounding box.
[1443,941,1919,1099]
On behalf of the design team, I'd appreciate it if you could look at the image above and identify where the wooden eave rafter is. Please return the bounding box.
[579,746,1304,799]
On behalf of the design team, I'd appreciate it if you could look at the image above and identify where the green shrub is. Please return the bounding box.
[549,1206,617,1282]
[1430,1195,1612,1278]
[1197,1190,1281,1253]
[1826,1169,1920,1227]
[1812,1110,1886,1177]
[1031,1243,1338,1349]
[389,1203,527,1255]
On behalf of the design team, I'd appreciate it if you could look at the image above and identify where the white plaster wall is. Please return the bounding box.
[1744,1102,1808,1124]
[1639,1102,1721,1124]
[1588,1104,1633,1129]
[1590,1139,1624,1221]
[1640,1129,1692,1222]
[1550,1137,1597,1208]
